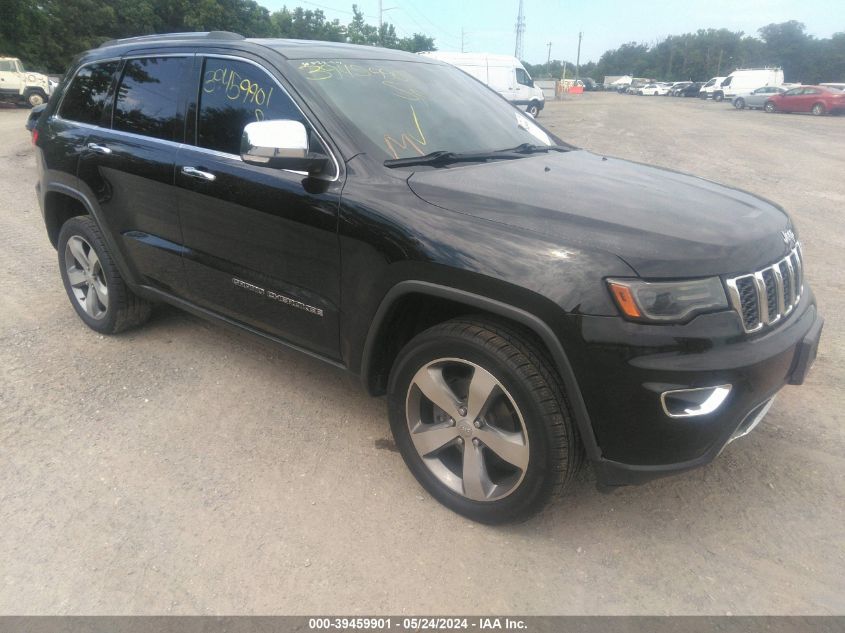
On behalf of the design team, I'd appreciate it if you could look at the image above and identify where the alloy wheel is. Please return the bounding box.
[405,358,529,502]
[64,235,109,319]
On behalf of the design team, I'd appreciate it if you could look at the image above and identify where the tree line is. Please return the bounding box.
[524,22,845,85]
[0,0,436,73]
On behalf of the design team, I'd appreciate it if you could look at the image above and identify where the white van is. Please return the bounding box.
[419,52,546,117]
[698,76,727,100]
[714,68,784,102]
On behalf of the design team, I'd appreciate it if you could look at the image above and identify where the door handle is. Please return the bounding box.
[181,166,216,182]
[86,142,112,155]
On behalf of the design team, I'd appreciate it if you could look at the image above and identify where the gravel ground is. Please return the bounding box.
[0,93,843,615]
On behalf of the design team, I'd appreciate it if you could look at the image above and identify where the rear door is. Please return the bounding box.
[174,54,343,359]
[799,88,822,111]
[76,54,193,293]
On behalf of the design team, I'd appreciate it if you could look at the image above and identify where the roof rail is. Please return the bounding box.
[99,31,244,49]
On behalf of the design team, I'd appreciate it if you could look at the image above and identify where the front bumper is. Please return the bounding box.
[565,288,822,486]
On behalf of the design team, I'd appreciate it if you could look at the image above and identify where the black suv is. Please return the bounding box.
[34,33,823,523]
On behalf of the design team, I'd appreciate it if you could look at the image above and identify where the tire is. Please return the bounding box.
[699,92,708,100]
[714,92,724,102]
[26,90,46,107]
[734,98,745,110]
[387,317,582,524]
[811,102,826,116]
[57,216,152,334]
[526,102,540,118]
[764,101,776,113]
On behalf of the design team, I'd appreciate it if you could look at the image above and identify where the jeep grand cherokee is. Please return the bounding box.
[33,32,823,523]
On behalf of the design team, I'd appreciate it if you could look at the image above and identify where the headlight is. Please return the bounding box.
[607,277,728,323]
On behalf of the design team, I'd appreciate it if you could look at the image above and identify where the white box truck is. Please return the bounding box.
[714,68,784,102]
[418,52,546,117]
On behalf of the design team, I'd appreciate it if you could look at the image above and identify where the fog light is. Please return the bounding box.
[661,385,732,418]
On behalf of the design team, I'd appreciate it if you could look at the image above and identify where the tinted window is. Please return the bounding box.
[59,61,119,125]
[114,57,190,141]
[0,60,14,72]
[785,88,802,96]
[197,57,303,155]
[803,88,820,94]
[515,67,532,87]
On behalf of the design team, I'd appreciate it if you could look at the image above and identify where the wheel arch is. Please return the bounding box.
[360,280,602,461]
[43,189,89,248]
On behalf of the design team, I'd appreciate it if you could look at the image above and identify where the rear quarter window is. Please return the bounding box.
[59,61,119,125]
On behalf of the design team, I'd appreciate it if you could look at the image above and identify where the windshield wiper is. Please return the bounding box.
[383,143,572,168]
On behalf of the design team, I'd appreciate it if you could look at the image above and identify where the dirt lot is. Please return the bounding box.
[1,93,843,615]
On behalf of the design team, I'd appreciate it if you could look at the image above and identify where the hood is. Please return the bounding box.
[407,150,793,278]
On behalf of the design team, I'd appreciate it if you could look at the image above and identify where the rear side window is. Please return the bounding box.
[113,57,190,141]
[59,61,119,125]
[0,60,15,72]
[197,57,303,155]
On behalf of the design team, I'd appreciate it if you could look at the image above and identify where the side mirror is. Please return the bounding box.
[241,119,328,175]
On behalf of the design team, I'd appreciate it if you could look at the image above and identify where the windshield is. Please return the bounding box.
[294,59,551,162]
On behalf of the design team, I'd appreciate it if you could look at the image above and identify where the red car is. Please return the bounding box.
[764,85,845,115]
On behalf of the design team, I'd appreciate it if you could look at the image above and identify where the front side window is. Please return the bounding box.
[59,61,119,125]
[197,57,303,155]
[113,57,190,141]
[0,60,15,72]
[785,88,802,96]
[515,67,532,87]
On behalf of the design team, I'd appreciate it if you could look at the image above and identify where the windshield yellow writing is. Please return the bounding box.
[384,104,427,159]
[298,60,426,101]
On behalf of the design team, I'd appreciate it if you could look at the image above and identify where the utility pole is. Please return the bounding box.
[462,27,466,53]
[514,0,525,59]
[546,41,552,78]
[378,1,396,30]
[716,48,724,76]
[575,31,582,81]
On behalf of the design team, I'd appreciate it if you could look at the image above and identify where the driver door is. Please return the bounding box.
[175,54,343,359]
[0,59,22,97]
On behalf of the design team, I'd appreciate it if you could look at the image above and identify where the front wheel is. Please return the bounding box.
[713,92,724,102]
[811,102,826,116]
[58,216,152,334]
[26,90,46,107]
[526,102,540,118]
[764,101,776,113]
[387,318,582,524]
[734,98,745,109]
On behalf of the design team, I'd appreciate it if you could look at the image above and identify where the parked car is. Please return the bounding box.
[0,56,54,107]
[34,32,823,523]
[699,76,726,99]
[819,82,845,91]
[679,82,704,97]
[732,86,786,110]
[668,81,692,96]
[419,51,545,117]
[639,83,669,96]
[764,85,845,115]
[715,68,784,102]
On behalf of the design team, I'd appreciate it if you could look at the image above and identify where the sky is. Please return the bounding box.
[261,0,845,64]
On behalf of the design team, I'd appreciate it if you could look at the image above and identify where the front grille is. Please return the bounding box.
[726,245,803,333]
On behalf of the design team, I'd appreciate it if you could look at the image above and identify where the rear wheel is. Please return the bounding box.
[811,102,826,116]
[734,98,745,109]
[58,216,152,334]
[387,317,582,524]
[764,101,776,113]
